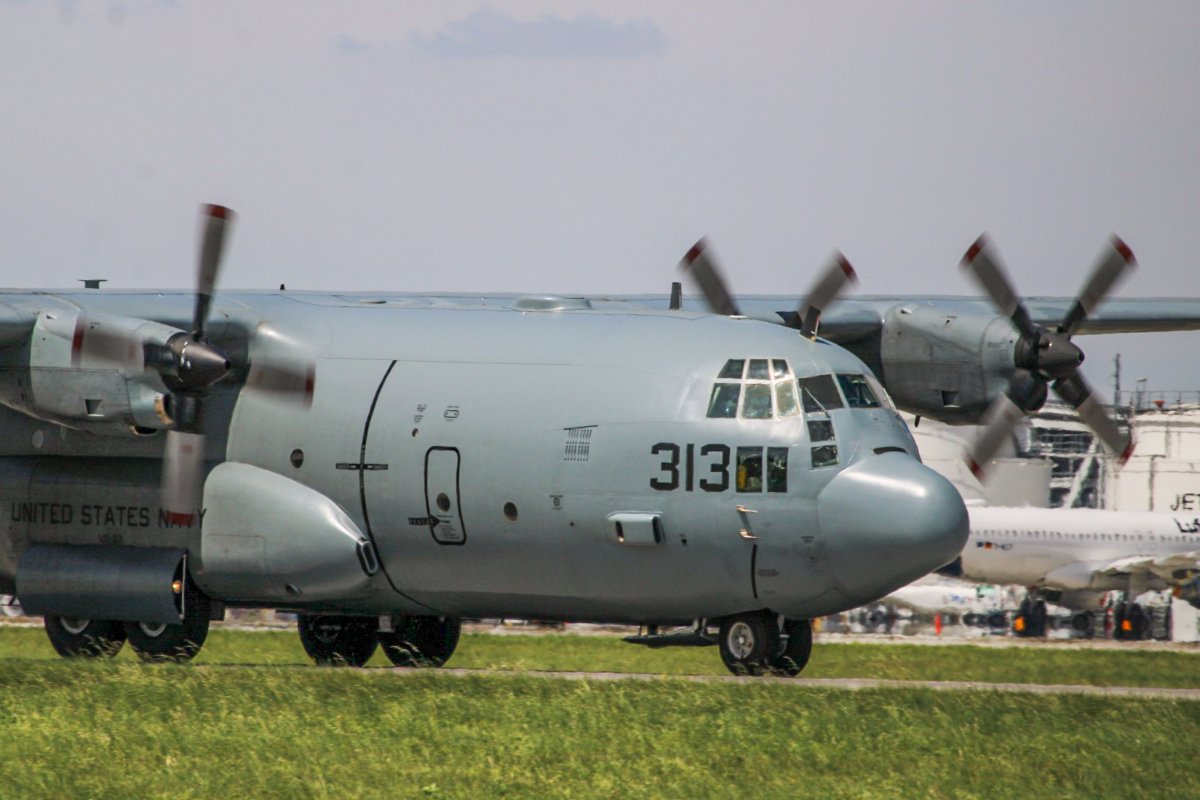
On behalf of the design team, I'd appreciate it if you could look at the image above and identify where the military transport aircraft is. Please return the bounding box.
[0,205,973,676]
[2,206,1196,672]
[938,504,1200,639]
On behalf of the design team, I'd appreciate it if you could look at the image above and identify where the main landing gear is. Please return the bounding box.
[42,580,213,662]
[296,614,462,668]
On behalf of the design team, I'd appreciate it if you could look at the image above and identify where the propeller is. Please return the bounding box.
[678,238,857,337]
[161,204,237,524]
[69,205,316,523]
[960,235,1137,478]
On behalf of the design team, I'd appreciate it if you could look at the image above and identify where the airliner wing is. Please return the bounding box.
[1098,551,1200,584]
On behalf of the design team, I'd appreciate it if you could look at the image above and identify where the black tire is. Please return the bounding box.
[125,586,211,663]
[718,611,779,677]
[1012,598,1031,637]
[298,614,379,667]
[1070,611,1095,637]
[378,616,462,668]
[770,618,813,677]
[1029,600,1048,638]
[1126,603,1148,640]
[44,616,126,658]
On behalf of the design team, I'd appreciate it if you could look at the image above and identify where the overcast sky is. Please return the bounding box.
[2,2,1198,395]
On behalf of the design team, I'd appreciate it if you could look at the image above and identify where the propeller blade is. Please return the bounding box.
[679,238,740,316]
[1052,372,1136,465]
[70,315,146,373]
[964,392,1026,480]
[798,252,857,338]
[194,204,234,340]
[1058,236,1136,337]
[245,359,316,407]
[963,371,1047,481]
[960,235,1038,338]
[162,430,205,525]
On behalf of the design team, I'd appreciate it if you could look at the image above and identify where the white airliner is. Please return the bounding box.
[938,505,1200,637]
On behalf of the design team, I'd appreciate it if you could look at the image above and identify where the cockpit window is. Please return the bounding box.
[706,358,799,420]
[706,384,741,418]
[865,373,896,411]
[797,375,844,413]
[836,374,881,408]
[774,381,799,417]
[718,359,745,380]
[742,384,773,419]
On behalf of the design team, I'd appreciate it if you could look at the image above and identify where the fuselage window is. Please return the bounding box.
[836,374,881,408]
[807,419,834,442]
[737,446,763,491]
[811,444,838,469]
[766,447,788,492]
[730,446,790,492]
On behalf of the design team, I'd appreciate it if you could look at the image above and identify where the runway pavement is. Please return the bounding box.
[411,667,1200,701]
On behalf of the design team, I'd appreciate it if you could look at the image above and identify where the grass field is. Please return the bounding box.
[2,626,1199,799]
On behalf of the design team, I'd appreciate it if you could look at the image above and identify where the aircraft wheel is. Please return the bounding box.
[297,614,379,667]
[1070,611,1095,637]
[1029,600,1048,637]
[1122,602,1148,640]
[378,616,462,668]
[718,611,779,676]
[44,616,126,658]
[769,618,813,677]
[125,586,211,663]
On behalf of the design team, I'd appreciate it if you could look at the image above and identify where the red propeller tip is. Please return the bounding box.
[963,235,989,265]
[1111,236,1135,265]
[837,254,858,283]
[682,238,708,266]
[1119,438,1136,465]
[205,204,233,220]
[966,458,985,479]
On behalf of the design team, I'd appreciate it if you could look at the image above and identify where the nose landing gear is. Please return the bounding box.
[717,611,813,677]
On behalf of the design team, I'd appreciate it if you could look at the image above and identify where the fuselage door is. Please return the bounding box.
[425,447,465,545]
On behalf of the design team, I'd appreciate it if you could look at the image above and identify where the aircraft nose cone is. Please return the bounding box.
[818,453,968,606]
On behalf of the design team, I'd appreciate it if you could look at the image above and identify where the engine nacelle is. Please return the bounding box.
[0,310,178,433]
[877,305,1019,424]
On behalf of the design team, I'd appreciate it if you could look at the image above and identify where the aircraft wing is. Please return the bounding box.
[1098,550,1200,585]
[714,296,1200,339]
